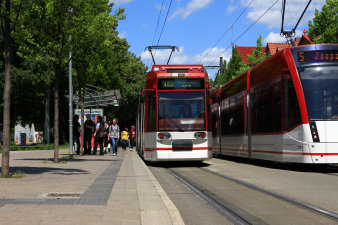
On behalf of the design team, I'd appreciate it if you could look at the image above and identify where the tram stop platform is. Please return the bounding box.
[0,148,185,225]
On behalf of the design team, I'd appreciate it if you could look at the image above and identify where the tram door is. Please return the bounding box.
[136,103,145,156]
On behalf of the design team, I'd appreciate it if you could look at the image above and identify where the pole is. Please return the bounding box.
[69,34,73,157]
[44,53,50,145]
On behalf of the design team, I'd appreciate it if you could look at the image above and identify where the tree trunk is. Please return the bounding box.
[53,63,60,163]
[1,0,12,178]
[80,87,84,155]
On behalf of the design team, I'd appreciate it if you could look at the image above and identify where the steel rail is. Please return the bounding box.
[201,167,338,222]
[167,168,261,225]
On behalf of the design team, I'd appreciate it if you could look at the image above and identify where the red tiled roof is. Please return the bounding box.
[237,46,267,64]
[266,35,312,56]
[266,43,292,56]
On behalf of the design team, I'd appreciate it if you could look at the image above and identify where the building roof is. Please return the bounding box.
[237,46,267,64]
[266,42,292,56]
[266,34,312,56]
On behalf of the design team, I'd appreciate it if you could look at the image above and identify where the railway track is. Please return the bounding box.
[200,167,338,221]
[165,165,338,225]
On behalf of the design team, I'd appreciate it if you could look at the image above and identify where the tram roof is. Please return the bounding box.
[150,64,206,77]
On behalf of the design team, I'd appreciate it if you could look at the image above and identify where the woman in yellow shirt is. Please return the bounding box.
[121,127,129,151]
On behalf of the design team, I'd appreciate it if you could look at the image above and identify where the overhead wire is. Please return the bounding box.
[207,0,280,67]
[288,1,308,28]
[156,0,173,46]
[151,0,165,45]
[198,0,255,64]
[146,0,165,68]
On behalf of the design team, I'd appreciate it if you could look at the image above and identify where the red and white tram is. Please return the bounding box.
[211,44,338,164]
[136,64,213,161]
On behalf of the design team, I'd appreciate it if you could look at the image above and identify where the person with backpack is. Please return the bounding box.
[129,125,136,151]
[93,116,105,155]
[109,117,120,156]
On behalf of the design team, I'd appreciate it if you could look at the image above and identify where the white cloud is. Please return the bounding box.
[226,4,237,14]
[118,31,127,39]
[155,3,165,11]
[140,46,231,67]
[240,0,326,29]
[263,32,286,44]
[110,0,134,5]
[141,47,188,65]
[263,29,302,44]
[140,46,232,79]
[170,0,214,20]
[194,47,231,66]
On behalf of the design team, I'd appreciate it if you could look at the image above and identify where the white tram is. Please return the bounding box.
[136,63,213,162]
[211,44,338,164]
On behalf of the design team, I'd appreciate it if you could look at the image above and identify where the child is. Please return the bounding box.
[121,127,129,151]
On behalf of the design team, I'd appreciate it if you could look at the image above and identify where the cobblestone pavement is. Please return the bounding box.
[0,149,184,225]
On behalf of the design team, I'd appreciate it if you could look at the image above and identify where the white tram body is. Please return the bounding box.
[211,44,338,164]
[137,64,213,161]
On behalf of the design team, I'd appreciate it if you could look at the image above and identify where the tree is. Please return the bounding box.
[212,45,249,88]
[0,0,33,177]
[308,0,338,43]
[213,59,227,88]
[247,35,267,67]
[225,45,249,83]
[71,2,126,154]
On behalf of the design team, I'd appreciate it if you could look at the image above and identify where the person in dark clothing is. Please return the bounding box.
[129,125,136,151]
[73,115,81,155]
[93,116,105,155]
[103,121,110,154]
[84,114,95,155]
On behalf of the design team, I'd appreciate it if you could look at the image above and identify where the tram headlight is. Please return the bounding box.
[158,132,171,140]
[194,132,206,139]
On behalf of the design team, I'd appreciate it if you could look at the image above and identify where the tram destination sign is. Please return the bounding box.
[298,50,338,64]
[159,78,204,90]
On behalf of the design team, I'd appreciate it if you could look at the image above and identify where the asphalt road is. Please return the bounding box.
[148,158,338,225]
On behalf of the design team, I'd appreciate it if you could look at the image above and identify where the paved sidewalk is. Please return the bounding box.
[0,149,185,225]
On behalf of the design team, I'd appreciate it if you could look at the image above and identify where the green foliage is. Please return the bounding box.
[0,0,148,140]
[212,45,249,88]
[308,0,338,43]
[0,143,69,152]
[213,59,227,88]
[247,35,267,67]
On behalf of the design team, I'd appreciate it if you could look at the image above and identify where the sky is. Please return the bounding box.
[111,0,326,78]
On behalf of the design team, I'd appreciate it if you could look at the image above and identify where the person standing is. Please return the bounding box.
[73,115,81,155]
[84,114,95,155]
[93,116,105,155]
[129,125,136,151]
[109,117,120,156]
[103,121,110,154]
[121,127,129,151]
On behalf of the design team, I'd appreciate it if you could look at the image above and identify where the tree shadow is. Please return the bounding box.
[15,158,121,162]
[0,166,90,175]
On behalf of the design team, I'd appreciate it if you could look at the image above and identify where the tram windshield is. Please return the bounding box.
[298,65,338,120]
[158,91,205,131]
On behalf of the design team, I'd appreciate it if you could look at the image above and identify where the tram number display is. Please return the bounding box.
[298,50,338,64]
[158,78,204,89]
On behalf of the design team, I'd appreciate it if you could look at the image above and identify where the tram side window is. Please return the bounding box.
[253,84,274,133]
[284,74,301,130]
[221,95,244,135]
[147,92,156,132]
[274,82,282,132]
